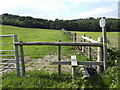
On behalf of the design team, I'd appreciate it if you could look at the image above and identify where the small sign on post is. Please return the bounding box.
[99,17,107,70]
[99,17,106,27]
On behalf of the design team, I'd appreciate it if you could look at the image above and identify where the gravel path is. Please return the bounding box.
[1,55,72,75]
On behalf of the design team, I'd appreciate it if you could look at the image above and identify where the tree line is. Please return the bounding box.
[0,13,119,32]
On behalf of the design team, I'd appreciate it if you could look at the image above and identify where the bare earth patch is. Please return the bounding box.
[1,55,72,75]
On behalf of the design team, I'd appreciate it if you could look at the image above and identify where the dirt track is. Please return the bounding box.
[1,55,71,75]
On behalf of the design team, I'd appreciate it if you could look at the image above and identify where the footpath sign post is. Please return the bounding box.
[99,17,107,70]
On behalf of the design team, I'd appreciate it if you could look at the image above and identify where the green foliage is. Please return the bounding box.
[2,65,119,89]
[107,47,120,66]
[102,66,120,88]
[1,13,119,31]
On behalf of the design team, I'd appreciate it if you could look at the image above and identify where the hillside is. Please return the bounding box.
[1,13,120,32]
[1,25,72,59]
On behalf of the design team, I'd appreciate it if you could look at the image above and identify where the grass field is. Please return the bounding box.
[74,31,119,48]
[1,25,75,59]
[1,25,120,89]
[1,25,119,59]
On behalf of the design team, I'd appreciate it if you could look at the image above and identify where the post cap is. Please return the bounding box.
[71,56,76,60]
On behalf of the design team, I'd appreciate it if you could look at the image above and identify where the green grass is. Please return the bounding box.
[74,31,119,48]
[1,25,74,59]
[2,71,72,88]
[1,25,68,42]
[2,66,120,88]
[1,25,119,89]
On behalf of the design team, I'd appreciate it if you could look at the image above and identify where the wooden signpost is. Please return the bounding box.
[99,17,107,70]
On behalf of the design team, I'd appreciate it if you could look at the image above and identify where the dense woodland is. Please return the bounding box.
[0,13,120,31]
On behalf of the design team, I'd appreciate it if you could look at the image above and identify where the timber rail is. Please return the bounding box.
[14,40,104,80]
[14,41,102,47]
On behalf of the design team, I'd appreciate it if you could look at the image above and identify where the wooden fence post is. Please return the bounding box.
[72,34,74,42]
[73,33,77,42]
[14,35,20,76]
[100,17,107,70]
[72,66,77,82]
[58,40,61,75]
[20,41,25,76]
[102,27,107,70]
[97,37,103,74]
[82,34,85,54]
[88,37,91,60]
[74,33,77,42]
[71,56,78,82]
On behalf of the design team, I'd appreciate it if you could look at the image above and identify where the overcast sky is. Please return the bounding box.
[0,0,119,20]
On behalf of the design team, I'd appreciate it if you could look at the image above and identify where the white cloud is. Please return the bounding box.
[35,1,67,13]
[0,0,119,19]
[77,3,118,18]
[64,0,119,5]
[64,0,98,4]
[0,0,67,19]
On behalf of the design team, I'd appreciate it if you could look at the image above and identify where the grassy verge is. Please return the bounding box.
[2,65,120,88]
[2,71,72,88]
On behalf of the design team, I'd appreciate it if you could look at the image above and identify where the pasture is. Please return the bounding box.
[1,25,119,59]
[1,25,74,59]
[74,31,119,48]
[1,25,120,88]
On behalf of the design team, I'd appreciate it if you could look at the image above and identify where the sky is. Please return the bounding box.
[0,0,119,20]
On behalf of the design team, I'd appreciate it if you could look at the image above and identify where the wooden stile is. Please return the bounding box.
[97,37,103,74]
[52,61,103,65]
[80,65,90,78]
[71,56,78,82]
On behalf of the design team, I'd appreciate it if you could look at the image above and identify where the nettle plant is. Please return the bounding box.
[107,47,120,66]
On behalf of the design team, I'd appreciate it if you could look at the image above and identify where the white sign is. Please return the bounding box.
[71,56,77,66]
[71,56,76,60]
[99,17,106,27]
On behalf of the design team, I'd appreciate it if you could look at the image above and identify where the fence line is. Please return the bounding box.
[81,35,98,43]
[72,33,104,74]
[14,37,104,80]
[1,33,105,80]
[11,31,106,80]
